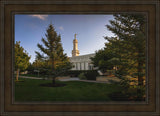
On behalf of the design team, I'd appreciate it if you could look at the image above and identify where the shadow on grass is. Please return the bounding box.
[15,80,25,83]
[39,83,66,87]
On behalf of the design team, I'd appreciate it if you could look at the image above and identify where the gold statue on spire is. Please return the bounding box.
[72,33,79,57]
[74,33,77,39]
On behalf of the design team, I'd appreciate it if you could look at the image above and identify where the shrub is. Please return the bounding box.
[66,70,95,77]
[78,73,87,80]
[66,70,83,77]
[85,70,99,80]
[107,70,114,75]
[66,70,99,80]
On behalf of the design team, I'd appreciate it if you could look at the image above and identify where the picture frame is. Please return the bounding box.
[0,0,159,115]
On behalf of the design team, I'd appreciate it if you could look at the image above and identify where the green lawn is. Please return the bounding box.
[15,78,123,102]
[19,74,43,77]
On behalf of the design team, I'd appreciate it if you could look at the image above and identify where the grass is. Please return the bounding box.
[19,74,42,77]
[15,78,123,102]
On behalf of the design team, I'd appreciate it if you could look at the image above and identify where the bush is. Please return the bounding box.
[66,70,95,77]
[78,73,87,80]
[85,70,99,80]
[66,70,99,80]
[107,70,114,75]
[66,70,84,77]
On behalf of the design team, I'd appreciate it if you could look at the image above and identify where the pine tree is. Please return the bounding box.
[15,41,30,81]
[92,14,146,86]
[35,24,71,85]
[105,14,146,86]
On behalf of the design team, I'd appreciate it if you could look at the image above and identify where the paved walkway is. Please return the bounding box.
[59,77,107,83]
[19,76,108,83]
[76,79,108,83]
[19,76,44,80]
[59,77,80,81]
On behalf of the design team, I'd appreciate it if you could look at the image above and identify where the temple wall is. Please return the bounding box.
[69,53,95,70]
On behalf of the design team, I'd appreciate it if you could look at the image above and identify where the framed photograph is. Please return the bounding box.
[0,0,159,116]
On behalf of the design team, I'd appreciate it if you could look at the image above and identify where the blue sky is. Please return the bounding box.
[15,14,114,63]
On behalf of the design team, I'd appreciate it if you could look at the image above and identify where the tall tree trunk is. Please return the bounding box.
[137,61,144,100]
[137,51,144,86]
[16,69,19,81]
[51,58,56,85]
[138,62,143,86]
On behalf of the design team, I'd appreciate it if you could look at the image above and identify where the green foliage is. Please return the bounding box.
[78,73,87,80]
[91,14,146,86]
[106,14,146,85]
[32,59,46,69]
[118,76,145,100]
[15,41,30,71]
[91,49,115,72]
[67,70,98,79]
[119,77,130,89]
[107,70,115,75]
[35,24,72,82]
[26,63,35,74]
[46,62,72,78]
[85,70,99,80]
[129,85,145,100]
[109,76,145,101]
[67,70,85,77]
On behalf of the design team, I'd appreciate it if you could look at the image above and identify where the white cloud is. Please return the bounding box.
[59,26,64,31]
[30,15,48,20]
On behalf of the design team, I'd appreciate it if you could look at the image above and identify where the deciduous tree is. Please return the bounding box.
[15,41,30,81]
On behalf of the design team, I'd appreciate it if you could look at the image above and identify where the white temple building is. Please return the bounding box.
[69,34,95,70]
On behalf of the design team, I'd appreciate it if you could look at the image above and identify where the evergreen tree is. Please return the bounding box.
[91,48,117,73]
[106,14,146,86]
[35,24,72,85]
[92,14,146,86]
[15,41,30,81]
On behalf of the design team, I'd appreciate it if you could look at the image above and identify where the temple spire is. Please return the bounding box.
[72,34,79,57]
[74,33,77,39]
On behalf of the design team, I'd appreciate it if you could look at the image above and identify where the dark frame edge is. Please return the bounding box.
[0,0,5,116]
[156,0,160,115]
